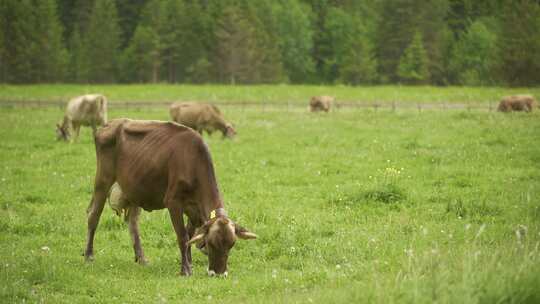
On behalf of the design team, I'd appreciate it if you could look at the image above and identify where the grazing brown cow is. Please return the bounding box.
[309,96,334,112]
[497,95,537,112]
[84,119,256,277]
[169,102,236,139]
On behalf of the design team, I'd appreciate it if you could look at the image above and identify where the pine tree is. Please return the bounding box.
[0,0,36,83]
[214,6,254,84]
[85,0,121,83]
[496,0,540,86]
[397,31,430,84]
[245,1,284,83]
[121,25,160,83]
[67,25,88,82]
[339,35,378,85]
[157,0,185,83]
[273,0,315,83]
[450,20,496,85]
[181,0,214,83]
[32,0,68,82]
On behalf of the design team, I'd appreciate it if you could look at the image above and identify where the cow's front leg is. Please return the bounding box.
[73,123,81,142]
[85,179,112,261]
[128,206,148,265]
[167,205,192,276]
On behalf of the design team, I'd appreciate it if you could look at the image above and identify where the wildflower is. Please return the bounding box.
[41,246,50,252]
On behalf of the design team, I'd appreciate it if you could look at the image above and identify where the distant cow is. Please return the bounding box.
[497,95,537,112]
[309,96,334,112]
[84,119,256,277]
[169,102,236,139]
[56,94,108,141]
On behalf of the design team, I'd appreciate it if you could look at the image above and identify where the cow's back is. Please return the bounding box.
[96,119,201,210]
[170,102,215,128]
[66,94,107,124]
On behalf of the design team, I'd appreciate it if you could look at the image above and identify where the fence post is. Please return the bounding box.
[392,101,396,113]
[417,103,422,113]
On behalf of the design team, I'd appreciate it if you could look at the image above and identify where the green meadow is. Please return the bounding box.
[1,88,539,303]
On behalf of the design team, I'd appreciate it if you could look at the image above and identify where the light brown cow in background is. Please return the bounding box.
[497,95,537,112]
[84,119,256,276]
[309,95,334,112]
[169,102,236,139]
[56,94,108,141]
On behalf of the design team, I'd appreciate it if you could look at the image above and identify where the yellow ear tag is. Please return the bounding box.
[210,210,216,219]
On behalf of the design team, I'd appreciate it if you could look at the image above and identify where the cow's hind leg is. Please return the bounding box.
[84,172,115,261]
[167,202,192,276]
[127,206,148,265]
[72,122,81,142]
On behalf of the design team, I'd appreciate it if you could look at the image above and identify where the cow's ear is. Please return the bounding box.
[235,224,257,240]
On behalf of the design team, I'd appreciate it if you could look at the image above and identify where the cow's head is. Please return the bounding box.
[188,217,256,276]
[56,123,70,141]
[224,123,236,139]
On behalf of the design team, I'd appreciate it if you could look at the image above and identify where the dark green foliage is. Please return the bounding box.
[0,0,67,83]
[496,0,540,86]
[398,31,430,84]
[450,20,497,85]
[273,0,315,83]
[120,25,160,83]
[0,0,539,85]
[85,0,121,83]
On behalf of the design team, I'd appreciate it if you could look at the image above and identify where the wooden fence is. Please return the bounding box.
[0,99,498,112]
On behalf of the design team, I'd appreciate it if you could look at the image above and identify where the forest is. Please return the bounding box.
[0,0,539,86]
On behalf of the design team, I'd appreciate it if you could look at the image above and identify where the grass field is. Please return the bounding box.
[1,102,540,303]
[1,84,539,105]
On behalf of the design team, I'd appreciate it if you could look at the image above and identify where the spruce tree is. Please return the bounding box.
[32,0,68,82]
[273,0,315,83]
[157,0,184,83]
[450,20,496,85]
[339,35,378,85]
[214,6,253,84]
[0,0,36,83]
[496,0,540,86]
[67,25,88,82]
[397,31,430,84]
[85,0,121,83]
[121,25,160,83]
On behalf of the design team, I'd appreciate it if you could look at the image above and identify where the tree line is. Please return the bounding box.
[1,0,539,86]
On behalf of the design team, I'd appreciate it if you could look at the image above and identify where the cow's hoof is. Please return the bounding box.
[135,257,148,266]
[84,254,94,262]
[180,268,193,276]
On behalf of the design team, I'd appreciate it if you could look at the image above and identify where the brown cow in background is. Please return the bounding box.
[309,96,334,112]
[170,102,236,139]
[497,95,537,112]
[84,119,255,277]
[56,94,108,142]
